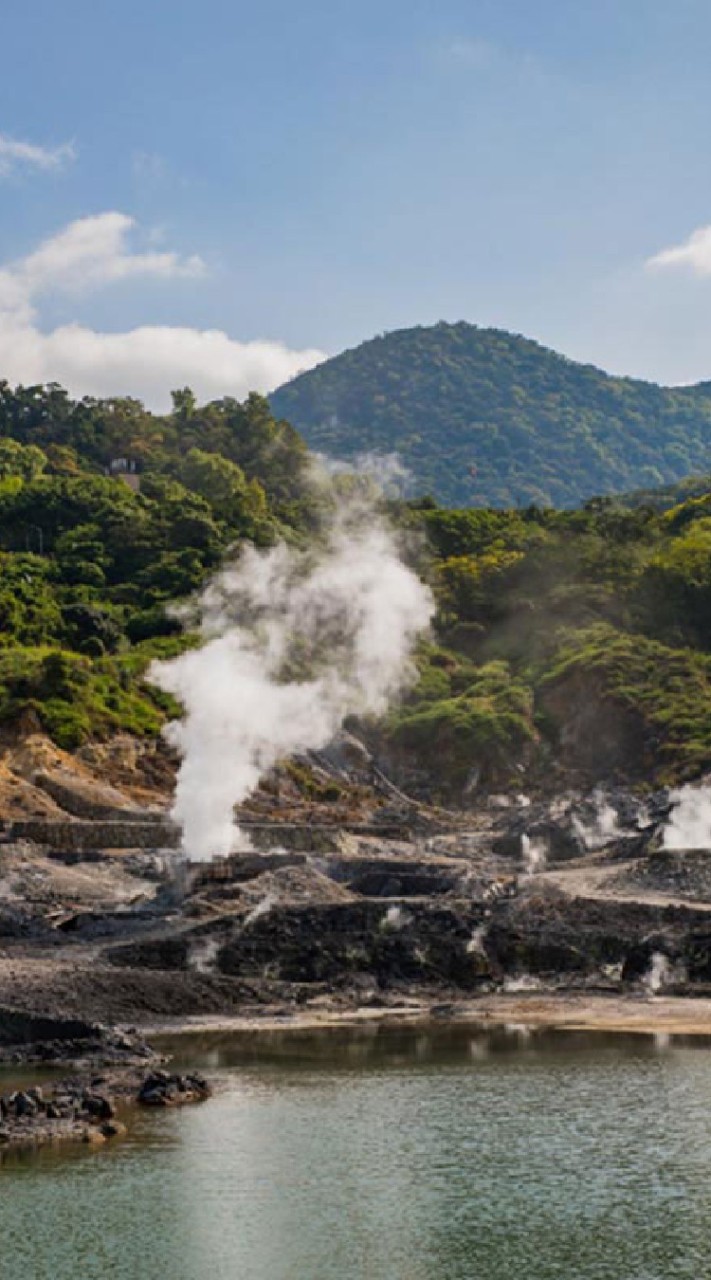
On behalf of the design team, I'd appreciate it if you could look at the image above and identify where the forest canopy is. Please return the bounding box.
[1,377,711,790]
[271,322,711,508]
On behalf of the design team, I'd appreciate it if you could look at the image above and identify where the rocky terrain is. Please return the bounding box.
[3,726,711,1082]
[0,1067,211,1149]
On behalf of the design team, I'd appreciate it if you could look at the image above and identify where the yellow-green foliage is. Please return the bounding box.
[0,382,315,748]
[5,372,711,783]
[435,550,526,625]
[391,488,711,784]
[652,517,711,585]
[542,625,711,779]
[283,760,345,803]
[0,646,173,749]
[386,654,536,789]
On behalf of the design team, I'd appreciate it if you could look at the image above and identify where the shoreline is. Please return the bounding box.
[144,990,711,1043]
[5,990,711,1156]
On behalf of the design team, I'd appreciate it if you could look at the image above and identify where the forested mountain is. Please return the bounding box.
[271,322,711,507]
[2,377,711,791]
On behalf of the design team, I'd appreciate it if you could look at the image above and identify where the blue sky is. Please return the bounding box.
[2,0,711,405]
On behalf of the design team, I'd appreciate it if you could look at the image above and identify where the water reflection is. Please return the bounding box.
[154,1020,711,1075]
[3,1024,711,1279]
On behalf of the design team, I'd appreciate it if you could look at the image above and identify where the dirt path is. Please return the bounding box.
[536,852,711,913]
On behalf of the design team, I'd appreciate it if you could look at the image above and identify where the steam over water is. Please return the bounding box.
[150,501,433,860]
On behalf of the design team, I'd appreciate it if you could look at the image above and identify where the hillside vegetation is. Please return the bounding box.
[0,382,313,748]
[271,322,711,507]
[1,379,711,794]
[383,493,711,793]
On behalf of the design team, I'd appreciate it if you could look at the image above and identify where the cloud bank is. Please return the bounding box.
[0,133,76,178]
[0,212,326,407]
[647,224,711,277]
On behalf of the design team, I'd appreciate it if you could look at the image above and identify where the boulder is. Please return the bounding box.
[100,1120,127,1139]
[82,1093,116,1121]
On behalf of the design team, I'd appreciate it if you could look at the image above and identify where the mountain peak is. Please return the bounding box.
[271,323,711,507]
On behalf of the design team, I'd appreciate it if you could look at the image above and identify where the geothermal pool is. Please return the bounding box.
[2,1024,711,1279]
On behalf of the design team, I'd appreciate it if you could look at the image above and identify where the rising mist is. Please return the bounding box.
[149,502,434,861]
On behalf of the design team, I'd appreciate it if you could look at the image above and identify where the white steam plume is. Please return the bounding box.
[663,785,711,850]
[315,451,413,498]
[149,511,434,861]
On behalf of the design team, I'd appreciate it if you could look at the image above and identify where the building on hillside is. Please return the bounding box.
[107,458,141,492]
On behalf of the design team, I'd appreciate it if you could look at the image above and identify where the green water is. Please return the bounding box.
[3,1024,711,1279]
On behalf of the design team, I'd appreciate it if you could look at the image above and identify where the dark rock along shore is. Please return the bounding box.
[2,738,711,1152]
[0,1069,211,1150]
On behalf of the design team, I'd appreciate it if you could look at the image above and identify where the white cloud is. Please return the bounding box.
[0,133,76,178]
[0,212,326,408]
[19,211,205,295]
[3,323,326,408]
[646,225,711,277]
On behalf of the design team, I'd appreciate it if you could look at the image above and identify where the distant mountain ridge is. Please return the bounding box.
[271,322,711,507]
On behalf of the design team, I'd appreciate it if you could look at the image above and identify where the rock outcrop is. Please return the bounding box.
[0,1069,211,1150]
